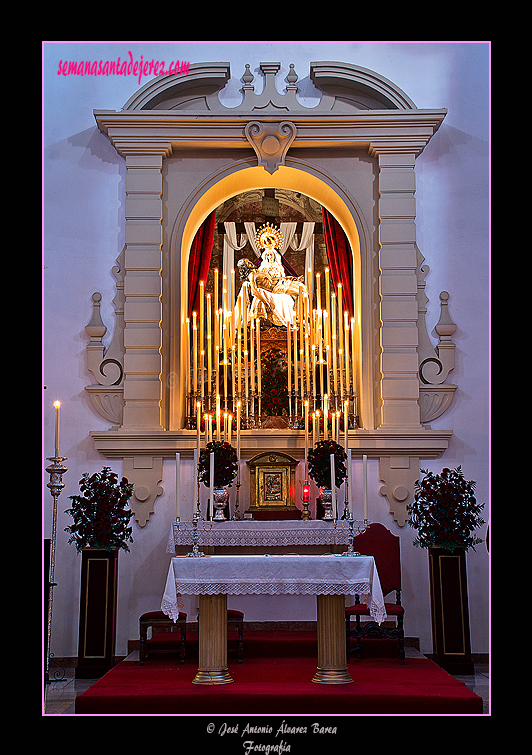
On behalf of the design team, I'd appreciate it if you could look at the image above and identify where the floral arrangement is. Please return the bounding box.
[65,467,134,552]
[198,440,238,488]
[261,347,289,416]
[307,439,347,489]
[407,466,485,553]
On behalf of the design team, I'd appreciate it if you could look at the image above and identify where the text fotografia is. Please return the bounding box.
[57,52,190,85]
[208,720,338,752]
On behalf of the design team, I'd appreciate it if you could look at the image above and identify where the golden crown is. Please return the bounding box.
[256,223,283,251]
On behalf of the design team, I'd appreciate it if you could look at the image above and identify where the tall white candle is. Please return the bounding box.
[236,402,241,459]
[53,401,60,457]
[304,400,309,480]
[193,446,198,517]
[347,449,352,516]
[363,454,368,521]
[199,280,204,355]
[196,402,201,459]
[344,400,348,454]
[209,451,215,520]
[330,453,337,520]
[175,452,180,520]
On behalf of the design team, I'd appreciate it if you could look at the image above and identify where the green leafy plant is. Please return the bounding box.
[407,466,485,552]
[65,467,134,552]
[307,439,347,489]
[198,441,238,487]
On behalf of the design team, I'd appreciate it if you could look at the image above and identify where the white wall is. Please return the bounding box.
[43,41,489,657]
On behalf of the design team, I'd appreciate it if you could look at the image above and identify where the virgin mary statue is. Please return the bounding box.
[237,224,307,328]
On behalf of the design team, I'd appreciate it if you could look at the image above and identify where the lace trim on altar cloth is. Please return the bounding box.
[161,596,184,622]
[171,578,371,596]
[161,584,386,625]
[167,522,351,552]
[358,594,388,625]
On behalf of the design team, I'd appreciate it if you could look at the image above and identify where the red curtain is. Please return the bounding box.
[322,208,353,316]
[187,211,216,317]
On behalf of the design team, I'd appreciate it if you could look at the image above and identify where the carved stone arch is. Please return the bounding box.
[122,60,416,115]
[309,61,417,110]
[123,63,231,110]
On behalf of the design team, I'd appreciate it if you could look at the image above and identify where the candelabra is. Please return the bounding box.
[335,515,369,557]
[231,479,243,520]
[176,516,213,557]
[45,455,68,683]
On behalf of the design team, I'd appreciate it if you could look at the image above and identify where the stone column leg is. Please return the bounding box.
[193,593,233,685]
[312,593,353,684]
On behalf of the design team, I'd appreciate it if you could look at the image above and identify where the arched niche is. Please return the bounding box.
[167,162,365,433]
[89,60,453,527]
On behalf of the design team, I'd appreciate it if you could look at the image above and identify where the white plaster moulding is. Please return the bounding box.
[89,428,452,460]
[93,109,447,156]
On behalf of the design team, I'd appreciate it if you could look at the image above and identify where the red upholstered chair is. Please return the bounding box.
[139,610,187,665]
[345,523,405,664]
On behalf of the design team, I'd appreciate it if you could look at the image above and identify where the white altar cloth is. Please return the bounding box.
[166,520,352,553]
[161,554,386,624]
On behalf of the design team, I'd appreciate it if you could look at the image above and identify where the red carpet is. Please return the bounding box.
[75,631,482,715]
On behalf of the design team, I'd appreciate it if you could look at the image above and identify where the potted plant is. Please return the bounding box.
[198,440,238,521]
[65,467,134,552]
[407,466,485,674]
[65,467,134,678]
[307,439,347,520]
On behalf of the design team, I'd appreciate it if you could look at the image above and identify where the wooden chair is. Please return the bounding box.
[345,523,405,664]
[227,609,244,663]
[139,610,187,665]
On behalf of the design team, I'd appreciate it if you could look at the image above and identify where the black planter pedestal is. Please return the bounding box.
[75,548,118,679]
[428,547,474,675]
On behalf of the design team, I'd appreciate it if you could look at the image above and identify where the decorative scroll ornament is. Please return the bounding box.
[379,456,420,527]
[85,248,125,425]
[244,120,297,174]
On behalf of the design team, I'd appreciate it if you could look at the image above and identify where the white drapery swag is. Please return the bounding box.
[223,222,248,305]
[287,222,315,289]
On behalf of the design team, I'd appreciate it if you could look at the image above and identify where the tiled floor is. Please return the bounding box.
[43,648,490,715]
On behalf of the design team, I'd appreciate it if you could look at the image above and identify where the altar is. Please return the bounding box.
[161,553,385,685]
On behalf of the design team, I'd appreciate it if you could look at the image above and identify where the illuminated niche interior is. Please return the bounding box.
[175,181,362,444]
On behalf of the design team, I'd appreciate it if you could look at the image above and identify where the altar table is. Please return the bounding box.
[161,554,385,685]
[166,519,352,552]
